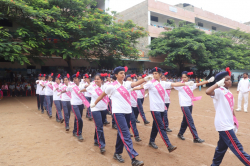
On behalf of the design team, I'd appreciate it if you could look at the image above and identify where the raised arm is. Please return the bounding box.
[93,92,107,106]
[196,77,214,87]
[206,78,225,96]
[131,75,153,88]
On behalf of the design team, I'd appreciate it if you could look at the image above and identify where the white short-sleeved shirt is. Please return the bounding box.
[212,87,234,131]
[105,81,132,114]
[136,88,144,99]
[60,84,71,101]
[53,83,62,101]
[174,83,197,107]
[39,81,46,95]
[86,84,107,111]
[126,81,137,107]
[36,80,41,94]
[45,81,53,96]
[161,81,171,103]
[82,82,91,97]
[66,84,85,105]
[144,80,172,112]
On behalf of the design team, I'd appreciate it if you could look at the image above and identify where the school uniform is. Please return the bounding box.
[39,80,46,113]
[53,83,63,121]
[86,84,108,149]
[144,80,173,147]
[211,87,250,166]
[44,82,53,116]
[36,80,41,110]
[161,80,171,130]
[60,84,71,128]
[236,78,250,112]
[105,81,115,126]
[9,85,15,97]
[66,84,85,136]
[135,88,148,122]
[84,82,92,119]
[105,81,138,159]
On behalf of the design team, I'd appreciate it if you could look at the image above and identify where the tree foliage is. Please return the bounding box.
[0,0,148,71]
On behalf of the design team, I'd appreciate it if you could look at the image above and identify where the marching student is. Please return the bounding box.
[236,73,250,112]
[59,72,89,142]
[206,67,250,166]
[174,71,214,143]
[53,74,64,123]
[92,66,152,166]
[135,67,194,152]
[83,74,92,120]
[39,74,46,114]
[42,73,54,118]
[161,72,172,132]
[60,74,72,131]
[36,74,42,110]
[126,74,142,142]
[135,74,150,125]
[79,73,109,154]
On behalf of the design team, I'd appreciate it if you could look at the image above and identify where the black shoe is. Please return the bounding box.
[144,120,150,125]
[168,145,177,153]
[65,126,69,131]
[56,118,60,122]
[88,117,92,121]
[107,112,112,115]
[104,121,110,126]
[136,119,140,123]
[166,127,172,132]
[113,153,125,163]
[193,138,205,143]
[135,136,142,142]
[112,124,117,130]
[73,133,77,137]
[77,135,84,142]
[94,142,98,146]
[149,142,158,149]
[132,160,144,166]
[130,134,133,137]
[49,115,52,118]
[177,134,185,140]
[100,147,106,154]
[41,111,44,114]
[60,119,64,123]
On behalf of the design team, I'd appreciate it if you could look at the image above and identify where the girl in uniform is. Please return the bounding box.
[84,74,92,121]
[92,66,152,166]
[36,74,41,110]
[52,74,64,123]
[42,73,54,118]
[60,74,72,131]
[39,74,46,114]
[174,71,214,143]
[135,67,194,152]
[206,67,250,166]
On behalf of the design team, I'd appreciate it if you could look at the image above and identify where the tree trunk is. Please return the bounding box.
[65,57,73,74]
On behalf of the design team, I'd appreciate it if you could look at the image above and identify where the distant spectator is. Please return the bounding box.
[1,82,8,96]
[9,82,16,97]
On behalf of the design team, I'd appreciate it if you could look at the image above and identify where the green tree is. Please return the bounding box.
[0,0,147,72]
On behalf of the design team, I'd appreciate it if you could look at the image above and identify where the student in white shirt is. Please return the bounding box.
[135,67,194,153]
[161,72,172,132]
[92,66,153,166]
[174,71,214,143]
[206,68,250,166]
[236,73,250,112]
[39,74,46,113]
[36,74,42,110]
[42,73,54,118]
[53,74,64,123]
[83,74,92,120]
[60,74,72,131]
[135,74,150,125]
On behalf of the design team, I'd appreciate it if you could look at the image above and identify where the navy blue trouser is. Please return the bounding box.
[62,101,71,127]
[54,100,63,120]
[163,103,170,129]
[43,95,47,110]
[113,113,138,159]
[179,106,199,139]
[92,111,106,149]
[72,104,84,136]
[40,95,45,112]
[135,98,147,122]
[150,111,172,147]
[108,99,115,125]
[130,107,139,137]
[85,97,92,118]
[211,130,250,166]
[45,95,53,116]
[37,94,40,110]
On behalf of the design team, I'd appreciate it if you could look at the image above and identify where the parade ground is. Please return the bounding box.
[0,86,248,166]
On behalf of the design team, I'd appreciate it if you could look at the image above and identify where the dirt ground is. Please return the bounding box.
[0,86,249,166]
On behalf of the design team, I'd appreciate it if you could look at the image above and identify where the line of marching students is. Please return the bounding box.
[35,67,250,166]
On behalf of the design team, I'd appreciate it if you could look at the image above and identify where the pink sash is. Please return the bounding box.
[220,88,239,129]
[48,82,53,90]
[62,86,71,98]
[112,81,131,105]
[53,83,61,92]
[72,85,90,107]
[140,89,145,97]
[183,85,202,105]
[152,79,167,110]
[166,90,171,102]
[93,84,109,104]
[131,91,137,101]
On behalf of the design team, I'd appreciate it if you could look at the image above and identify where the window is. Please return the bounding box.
[151,16,158,22]
[212,26,217,31]
[198,22,203,27]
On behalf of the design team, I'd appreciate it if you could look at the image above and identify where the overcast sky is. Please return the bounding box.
[109,0,250,23]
